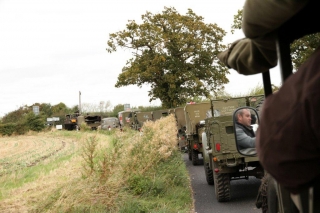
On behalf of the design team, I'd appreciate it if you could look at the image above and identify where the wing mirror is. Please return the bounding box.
[233,107,259,157]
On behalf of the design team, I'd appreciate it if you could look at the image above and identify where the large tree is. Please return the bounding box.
[231,9,320,70]
[107,7,229,108]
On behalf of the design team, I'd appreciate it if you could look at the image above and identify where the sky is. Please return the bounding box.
[0,0,282,117]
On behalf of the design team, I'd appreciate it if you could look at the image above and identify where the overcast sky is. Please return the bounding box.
[0,0,281,117]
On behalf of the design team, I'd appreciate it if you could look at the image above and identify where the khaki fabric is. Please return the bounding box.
[256,47,320,194]
[217,0,308,75]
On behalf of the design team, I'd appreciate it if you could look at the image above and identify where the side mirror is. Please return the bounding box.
[233,107,259,156]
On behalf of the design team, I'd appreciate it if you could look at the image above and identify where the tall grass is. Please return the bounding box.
[0,114,193,213]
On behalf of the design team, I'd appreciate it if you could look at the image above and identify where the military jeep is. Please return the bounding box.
[202,95,265,202]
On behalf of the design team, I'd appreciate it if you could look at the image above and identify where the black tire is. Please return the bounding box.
[214,173,231,202]
[191,149,199,165]
[204,163,214,185]
[256,173,269,213]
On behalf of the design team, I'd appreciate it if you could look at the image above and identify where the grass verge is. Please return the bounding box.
[0,114,193,213]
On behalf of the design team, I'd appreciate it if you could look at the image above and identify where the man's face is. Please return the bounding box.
[238,109,251,127]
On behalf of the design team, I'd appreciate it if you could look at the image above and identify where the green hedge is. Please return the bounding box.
[0,113,45,136]
[0,123,17,136]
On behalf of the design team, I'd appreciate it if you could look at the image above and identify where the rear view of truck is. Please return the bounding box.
[184,102,211,165]
[202,96,264,202]
[133,111,153,131]
[172,107,187,151]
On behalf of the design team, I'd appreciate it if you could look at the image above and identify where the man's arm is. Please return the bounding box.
[236,128,255,148]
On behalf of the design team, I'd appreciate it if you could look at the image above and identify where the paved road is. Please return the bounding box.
[183,153,262,213]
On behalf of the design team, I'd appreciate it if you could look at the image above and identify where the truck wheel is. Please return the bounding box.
[191,149,199,165]
[214,173,231,202]
[256,173,269,213]
[204,163,214,185]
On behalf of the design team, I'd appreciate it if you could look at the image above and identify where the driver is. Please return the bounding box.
[235,108,255,150]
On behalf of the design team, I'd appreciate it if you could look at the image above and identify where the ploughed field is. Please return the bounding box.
[0,131,98,212]
[1,134,75,175]
[0,115,192,213]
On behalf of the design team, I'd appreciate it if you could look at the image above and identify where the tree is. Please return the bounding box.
[107,7,229,108]
[231,9,320,70]
[24,112,46,132]
[1,106,29,124]
[39,103,53,117]
[230,10,242,34]
[109,104,125,117]
[51,102,68,114]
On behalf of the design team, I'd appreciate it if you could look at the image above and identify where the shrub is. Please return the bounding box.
[14,122,29,135]
[0,123,16,136]
[25,113,45,132]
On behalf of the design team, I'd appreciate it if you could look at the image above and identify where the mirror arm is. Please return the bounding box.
[262,71,273,97]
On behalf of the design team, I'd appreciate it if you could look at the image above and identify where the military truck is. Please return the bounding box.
[101,117,120,130]
[152,109,169,121]
[132,111,153,131]
[184,102,211,165]
[118,110,134,129]
[173,107,187,151]
[202,95,264,202]
[64,112,101,130]
[64,112,80,130]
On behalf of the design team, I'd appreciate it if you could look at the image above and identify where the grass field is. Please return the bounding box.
[0,115,193,213]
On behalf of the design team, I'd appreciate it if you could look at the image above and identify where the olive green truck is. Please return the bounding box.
[202,96,265,202]
[184,102,211,165]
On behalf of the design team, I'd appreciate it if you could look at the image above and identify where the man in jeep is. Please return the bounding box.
[235,108,256,150]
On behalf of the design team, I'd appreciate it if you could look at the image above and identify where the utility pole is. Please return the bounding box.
[100,101,104,114]
[79,91,81,114]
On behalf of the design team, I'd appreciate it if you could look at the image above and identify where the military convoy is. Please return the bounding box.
[65,98,271,204]
[67,97,266,203]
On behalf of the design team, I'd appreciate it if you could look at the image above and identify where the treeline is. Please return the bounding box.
[0,84,272,136]
[0,102,164,136]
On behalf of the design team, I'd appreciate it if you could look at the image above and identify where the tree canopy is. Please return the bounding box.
[107,7,229,108]
[231,9,320,70]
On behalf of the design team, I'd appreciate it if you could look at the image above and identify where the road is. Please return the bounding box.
[183,153,262,213]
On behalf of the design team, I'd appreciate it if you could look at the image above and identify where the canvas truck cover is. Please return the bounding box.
[211,95,265,117]
[184,102,211,135]
[118,111,133,127]
[152,109,169,121]
[174,107,186,129]
[168,108,175,115]
[135,111,152,126]
[211,99,241,118]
